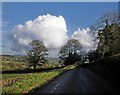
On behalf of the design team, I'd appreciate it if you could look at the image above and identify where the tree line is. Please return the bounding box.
[87,11,120,62]
[26,11,120,70]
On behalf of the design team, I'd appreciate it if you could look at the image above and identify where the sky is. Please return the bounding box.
[2,2,118,57]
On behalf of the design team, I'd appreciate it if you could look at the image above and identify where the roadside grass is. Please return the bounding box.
[2,74,22,80]
[2,65,76,94]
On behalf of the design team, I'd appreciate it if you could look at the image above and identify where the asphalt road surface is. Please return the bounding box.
[33,68,120,94]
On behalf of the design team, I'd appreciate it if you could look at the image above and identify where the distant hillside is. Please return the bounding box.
[1,55,26,61]
[1,55,59,62]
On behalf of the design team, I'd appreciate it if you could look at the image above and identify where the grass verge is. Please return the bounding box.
[2,65,76,94]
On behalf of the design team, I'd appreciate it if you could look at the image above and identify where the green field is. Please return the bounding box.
[2,60,29,71]
[1,55,76,94]
[1,65,76,94]
[2,59,63,71]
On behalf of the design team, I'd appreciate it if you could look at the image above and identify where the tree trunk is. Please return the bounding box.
[102,52,105,59]
[33,63,36,70]
[82,60,84,64]
[82,56,84,64]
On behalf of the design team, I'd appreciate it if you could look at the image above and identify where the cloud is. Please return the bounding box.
[10,14,68,54]
[7,14,98,56]
[72,28,97,52]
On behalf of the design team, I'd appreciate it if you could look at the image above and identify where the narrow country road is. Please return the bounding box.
[33,68,120,94]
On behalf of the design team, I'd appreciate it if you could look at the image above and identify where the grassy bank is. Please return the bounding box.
[1,65,76,94]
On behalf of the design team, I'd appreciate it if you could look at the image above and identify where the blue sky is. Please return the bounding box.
[3,2,118,35]
[2,2,118,55]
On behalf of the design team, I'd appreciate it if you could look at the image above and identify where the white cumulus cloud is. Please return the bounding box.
[10,14,68,54]
[72,28,97,52]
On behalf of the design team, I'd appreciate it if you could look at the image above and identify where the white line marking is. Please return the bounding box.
[50,80,64,93]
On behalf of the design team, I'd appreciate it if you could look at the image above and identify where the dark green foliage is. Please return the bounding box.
[27,40,48,70]
[59,39,82,65]
[97,23,120,58]
[94,11,120,58]
[64,52,81,65]
[87,11,120,62]
[87,50,101,63]
[88,54,120,85]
